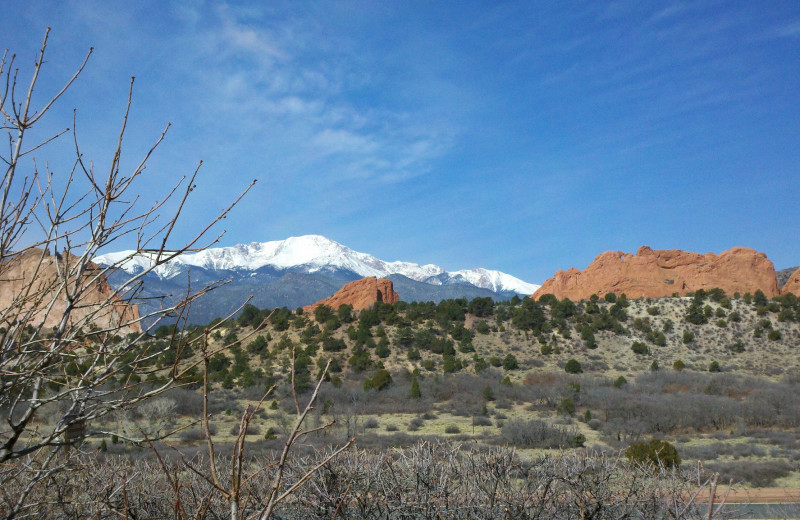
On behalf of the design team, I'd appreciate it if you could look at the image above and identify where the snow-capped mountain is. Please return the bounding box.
[96,235,538,295]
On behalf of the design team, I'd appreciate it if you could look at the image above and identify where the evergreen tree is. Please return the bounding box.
[410,375,421,399]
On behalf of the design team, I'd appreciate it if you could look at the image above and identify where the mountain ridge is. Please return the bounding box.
[96,234,539,295]
[96,235,539,326]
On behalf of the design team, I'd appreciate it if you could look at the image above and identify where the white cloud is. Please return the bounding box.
[178,4,456,187]
[772,22,800,39]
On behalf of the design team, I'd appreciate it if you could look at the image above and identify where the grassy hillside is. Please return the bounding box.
[72,289,800,488]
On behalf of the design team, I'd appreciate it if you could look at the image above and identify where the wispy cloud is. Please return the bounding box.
[770,22,800,39]
[173,3,455,187]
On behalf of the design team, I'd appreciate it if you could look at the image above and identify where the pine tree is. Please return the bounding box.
[410,375,421,399]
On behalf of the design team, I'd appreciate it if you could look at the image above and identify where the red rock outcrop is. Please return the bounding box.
[0,249,141,333]
[304,276,399,312]
[782,267,800,296]
[532,246,780,301]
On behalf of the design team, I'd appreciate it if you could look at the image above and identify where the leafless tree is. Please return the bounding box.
[0,29,253,518]
[145,341,355,520]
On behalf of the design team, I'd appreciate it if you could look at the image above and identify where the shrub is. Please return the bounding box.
[564,359,582,374]
[473,416,492,426]
[673,359,686,371]
[442,355,463,373]
[612,376,627,388]
[625,439,681,468]
[409,376,421,399]
[501,418,582,448]
[444,425,461,434]
[682,330,695,344]
[407,417,424,431]
[556,397,576,416]
[364,369,392,391]
[631,341,650,355]
[502,354,519,370]
[708,361,721,373]
[705,460,793,487]
[364,417,380,429]
[728,340,745,353]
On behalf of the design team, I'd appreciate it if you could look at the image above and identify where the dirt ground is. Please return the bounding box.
[699,488,800,504]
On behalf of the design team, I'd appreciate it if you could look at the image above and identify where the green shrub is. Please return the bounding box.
[631,341,650,355]
[564,359,582,374]
[556,397,575,416]
[442,354,462,373]
[364,369,392,391]
[612,376,627,388]
[502,354,519,370]
[409,376,421,399]
[625,439,681,468]
[728,340,745,353]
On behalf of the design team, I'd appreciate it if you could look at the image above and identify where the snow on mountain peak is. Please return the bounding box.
[449,268,540,295]
[95,235,538,294]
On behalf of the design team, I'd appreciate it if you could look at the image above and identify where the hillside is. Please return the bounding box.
[108,288,800,488]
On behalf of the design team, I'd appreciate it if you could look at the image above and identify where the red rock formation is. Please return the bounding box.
[0,249,141,333]
[304,276,399,312]
[782,267,800,296]
[532,246,780,301]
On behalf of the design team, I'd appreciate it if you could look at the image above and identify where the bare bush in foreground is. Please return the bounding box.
[0,442,736,519]
[1,29,253,518]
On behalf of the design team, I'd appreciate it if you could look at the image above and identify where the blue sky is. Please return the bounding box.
[4,1,800,283]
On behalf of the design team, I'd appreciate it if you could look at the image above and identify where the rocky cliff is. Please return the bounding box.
[532,246,780,301]
[782,267,800,296]
[304,276,399,312]
[0,249,141,333]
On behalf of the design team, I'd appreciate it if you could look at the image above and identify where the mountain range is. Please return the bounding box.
[96,235,539,326]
